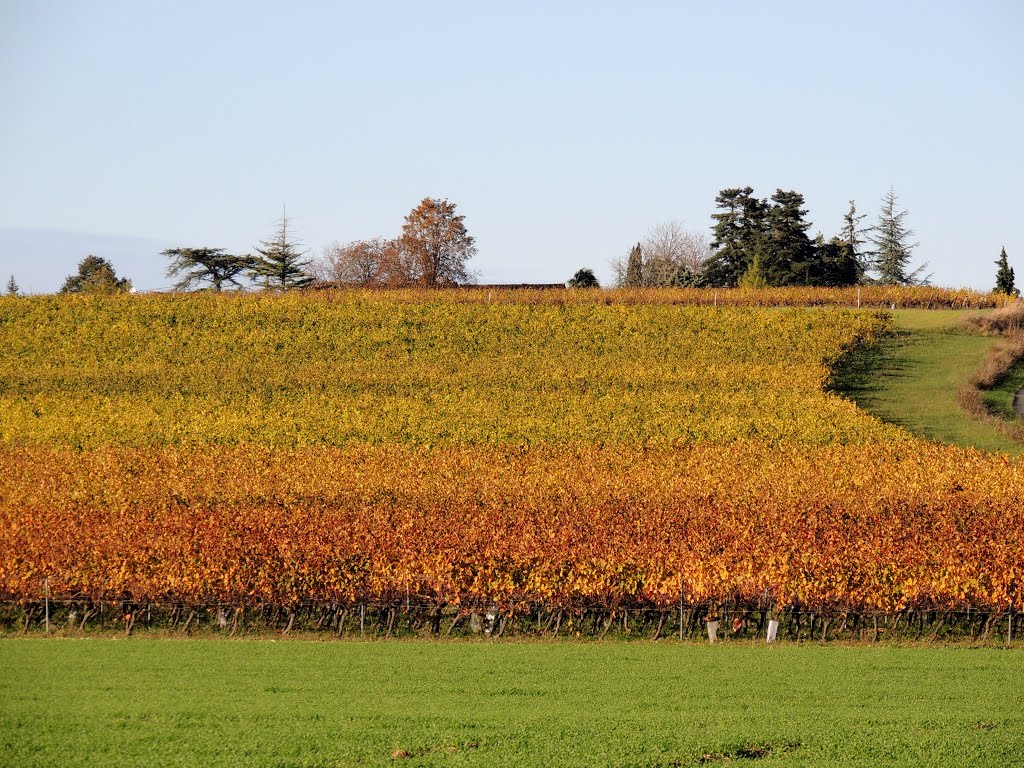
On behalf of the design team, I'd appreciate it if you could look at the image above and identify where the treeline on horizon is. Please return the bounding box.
[616,187,925,290]
[6,187,1017,297]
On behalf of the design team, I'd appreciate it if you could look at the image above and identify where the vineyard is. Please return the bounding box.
[1,287,1021,637]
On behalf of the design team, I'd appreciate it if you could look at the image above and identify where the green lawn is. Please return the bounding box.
[832,309,1024,454]
[1,638,1022,767]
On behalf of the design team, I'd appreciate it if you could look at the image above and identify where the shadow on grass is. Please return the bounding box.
[827,330,914,428]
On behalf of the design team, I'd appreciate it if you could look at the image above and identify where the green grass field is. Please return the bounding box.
[832,309,1024,454]
[1,639,1022,767]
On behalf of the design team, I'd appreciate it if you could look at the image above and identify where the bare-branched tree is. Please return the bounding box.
[312,238,403,287]
[642,221,711,285]
[610,221,711,287]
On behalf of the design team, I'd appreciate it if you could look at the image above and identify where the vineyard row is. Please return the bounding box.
[2,443,1022,611]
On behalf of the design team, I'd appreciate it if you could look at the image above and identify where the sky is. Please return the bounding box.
[1,1,1021,293]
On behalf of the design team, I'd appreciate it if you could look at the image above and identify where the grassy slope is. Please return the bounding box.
[2,639,1023,768]
[981,358,1024,421]
[832,309,1024,455]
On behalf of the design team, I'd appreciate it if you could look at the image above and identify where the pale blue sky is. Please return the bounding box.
[1,1,1021,292]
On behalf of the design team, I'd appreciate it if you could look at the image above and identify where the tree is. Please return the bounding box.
[641,221,712,286]
[5,275,18,296]
[869,188,927,285]
[163,247,254,292]
[994,246,1016,295]
[702,187,767,287]
[251,214,313,290]
[761,189,816,285]
[60,256,132,294]
[623,243,644,287]
[313,238,404,287]
[567,268,600,288]
[399,198,477,286]
[812,235,862,287]
[737,246,767,289]
[839,200,871,282]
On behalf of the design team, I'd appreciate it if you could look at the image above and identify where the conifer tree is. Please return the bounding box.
[5,275,18,296]
[737,246,767,289]
[163,247,254,291]
[250,213,313,290]
[624,243,644,287]
[994,246,1016,295]
[869,188,927,285]
[839,200,870,282]
[703,187,767,287]
[59,256,132,294]
[567,268,600,288]
[813,235,861,287]
[762,189,815,285]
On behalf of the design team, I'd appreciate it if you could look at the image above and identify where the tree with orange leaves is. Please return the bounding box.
[399,198,477,286]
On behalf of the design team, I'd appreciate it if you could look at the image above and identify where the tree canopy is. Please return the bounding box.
[399,198,477,286]
[59,256,131,294]
[994,247,1016,295]
[761,189,815,286]
[870,188,927,285]
[567,268,600,288]
[251,215,313,290]
[314,238,403,287]
[163,247,254,292]
[703,187,767,287]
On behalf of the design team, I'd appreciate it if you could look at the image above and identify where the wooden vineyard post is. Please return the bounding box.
[679,594,684,642]
[44,577,50,634]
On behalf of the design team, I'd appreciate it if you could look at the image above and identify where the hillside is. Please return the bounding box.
[0,288,1021,628]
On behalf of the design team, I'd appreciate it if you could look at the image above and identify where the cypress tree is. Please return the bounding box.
[994,246,1016,295]
[624,243,644,288]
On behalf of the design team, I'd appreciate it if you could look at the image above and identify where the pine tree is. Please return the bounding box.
[761,189,815,285]
[994,246,1016,295]
[250,213,313,291]
[624,243,643,288]
[813,235,861,287]
[870,188,927,285]
[5,275,18,296]
[839,200,870,282]
[567,268,600,288]
[703,187,767,287]
[59,256,132,294]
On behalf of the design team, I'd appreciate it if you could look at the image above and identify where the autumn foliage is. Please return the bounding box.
[1,443,1021,612]
[0,287,1021,618]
